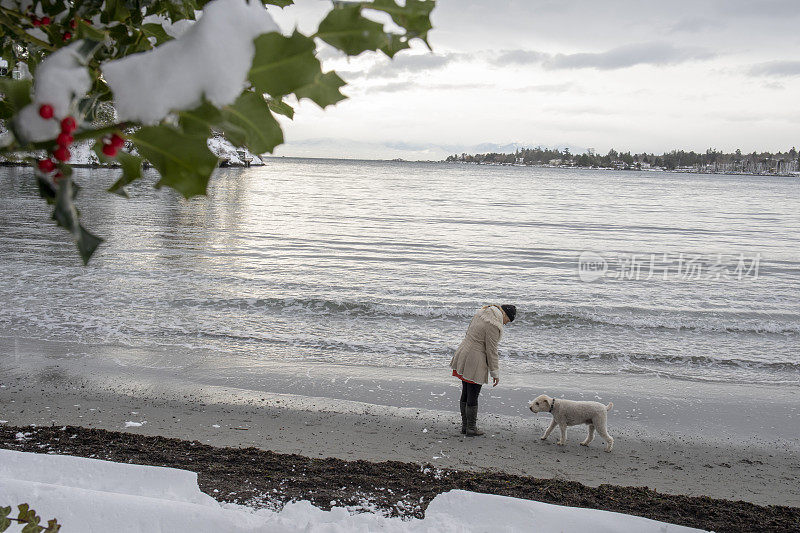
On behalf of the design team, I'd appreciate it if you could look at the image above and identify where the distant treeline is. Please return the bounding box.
[445,147,800,172]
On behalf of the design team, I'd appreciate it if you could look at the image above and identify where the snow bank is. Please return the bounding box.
[209,135,264,165]
[14,43,92,142]
[0,449,707,532]
[103,0,278,123]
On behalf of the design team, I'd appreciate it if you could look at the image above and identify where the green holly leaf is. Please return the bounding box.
[147,0,199,21]
[44,519,61,533]
[263,0,294,7]
[16,505,30,521]
[221,91,283,154]
[141,23,173,46]
[36,175,58,205]
[76,20,107,42]
[293,71,347,108]
[101,0,131,23]
[0,79,32,119]
[316,4,388,56]
[248,31,321,97]
[366,0,434,45]
[21,522,43,533]
[0,506,10,533]
[380,33,411,58]
[178,101,223,137]
[52,179,104,265]
[131,125,218,199]
[107,151,143,197]
[267,97,294,119]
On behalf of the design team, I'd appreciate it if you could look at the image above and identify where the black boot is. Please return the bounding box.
[465,404,484,436]
[460,401,467,434]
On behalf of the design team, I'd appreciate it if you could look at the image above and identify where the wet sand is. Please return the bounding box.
[1,346,798,509]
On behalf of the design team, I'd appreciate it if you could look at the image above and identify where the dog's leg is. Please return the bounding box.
[541,419,557,441]
[556,423,567,446]
[595,417,613,452]
[581,424,595,446]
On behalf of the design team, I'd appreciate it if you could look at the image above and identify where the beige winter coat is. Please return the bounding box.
[449,305,503,384]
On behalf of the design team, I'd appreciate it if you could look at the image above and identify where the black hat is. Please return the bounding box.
[501,304,517,322]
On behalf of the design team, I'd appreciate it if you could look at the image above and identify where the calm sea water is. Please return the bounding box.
[1,159,798,385]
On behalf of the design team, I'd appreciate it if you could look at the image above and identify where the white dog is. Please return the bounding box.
[528,394,614,452]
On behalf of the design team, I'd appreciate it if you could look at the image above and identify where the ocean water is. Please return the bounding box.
[0,159,798,385]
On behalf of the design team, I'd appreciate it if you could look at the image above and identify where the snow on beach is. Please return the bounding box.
[0,449,705,532]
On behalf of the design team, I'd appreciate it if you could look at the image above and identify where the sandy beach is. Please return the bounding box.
[1,339,798,515]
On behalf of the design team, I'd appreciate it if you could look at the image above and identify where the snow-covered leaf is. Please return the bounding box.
[294,71,347,109]
[132,125,218,199]
[249,31,321,97]
[221,91,283,154]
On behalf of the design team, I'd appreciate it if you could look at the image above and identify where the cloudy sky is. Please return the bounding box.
[266,0,800,160]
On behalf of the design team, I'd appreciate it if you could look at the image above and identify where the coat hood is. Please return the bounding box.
[476,305,504,331]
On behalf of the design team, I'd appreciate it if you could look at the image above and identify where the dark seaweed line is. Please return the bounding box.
[1,425,797,533]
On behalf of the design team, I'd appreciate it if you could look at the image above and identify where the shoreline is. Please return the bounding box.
[1,424,798,532]
[1,351,798,509]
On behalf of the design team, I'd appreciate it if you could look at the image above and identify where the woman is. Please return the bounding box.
[450,303,516,436]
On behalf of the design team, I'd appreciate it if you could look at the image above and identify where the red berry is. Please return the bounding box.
[57,132,74,147]
[63,32,72,41]
[38,159,56,173]
[53,146,70,162]
[53,171,64,181]
[32,17,41,27]
[40,16,50,26]
[102,143,119,157]
[70,19,77,29]
[60,116,77,134]
[110,134,125,149]
[39,104,54,119]
[84,19,93,25]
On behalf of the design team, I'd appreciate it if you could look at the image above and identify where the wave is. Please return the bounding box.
[168,296,800,335]
[502,349,800,373]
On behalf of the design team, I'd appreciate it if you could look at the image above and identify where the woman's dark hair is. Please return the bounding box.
[500,304,517,322]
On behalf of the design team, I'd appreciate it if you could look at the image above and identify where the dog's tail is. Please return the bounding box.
[606,402,613,412]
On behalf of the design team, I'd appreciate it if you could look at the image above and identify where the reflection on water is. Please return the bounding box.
[0,160,799,384]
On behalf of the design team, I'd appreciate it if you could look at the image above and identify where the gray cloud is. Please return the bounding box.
[341,52,467,80]
[668,17,718,34]
[366,81,490,93]
[495,49,547,66]
[492,43,714,71]
[749,60,800,77]
[515,82,575,93]
[547,43,715,70]
[367,81,417,93]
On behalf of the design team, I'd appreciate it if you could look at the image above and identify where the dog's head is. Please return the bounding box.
[528,394,553,414]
